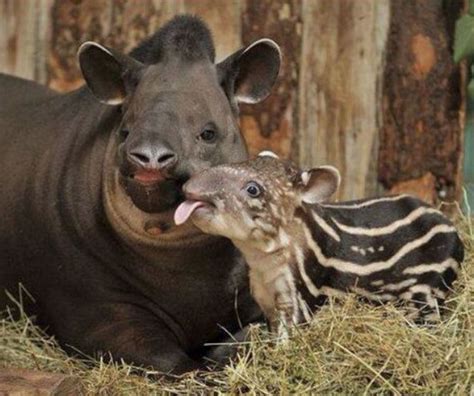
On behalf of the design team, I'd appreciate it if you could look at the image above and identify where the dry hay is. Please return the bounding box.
[1,213,473,395]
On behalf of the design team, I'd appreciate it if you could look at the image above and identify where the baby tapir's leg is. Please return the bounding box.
[272,291,298,341]
[400,285,443,324]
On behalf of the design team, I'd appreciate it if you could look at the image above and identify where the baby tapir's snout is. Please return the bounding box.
[175,166,238,228]
[181,168,222,202]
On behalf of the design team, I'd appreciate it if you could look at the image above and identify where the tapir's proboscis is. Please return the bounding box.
[0,16,281,374]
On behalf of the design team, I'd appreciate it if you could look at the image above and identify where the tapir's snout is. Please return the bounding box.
[127,143,178,174]
[181,169,217,203]
[175,168,225,226]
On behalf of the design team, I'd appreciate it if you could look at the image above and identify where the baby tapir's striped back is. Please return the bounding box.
[290,194,463,321]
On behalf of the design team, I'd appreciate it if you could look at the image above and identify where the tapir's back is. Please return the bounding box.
[0,73,112,312]
[0,73,58,110]
[295,194,464,320]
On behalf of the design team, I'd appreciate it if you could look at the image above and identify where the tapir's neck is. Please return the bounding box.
[102,129,222,260]
[233,240,289,275]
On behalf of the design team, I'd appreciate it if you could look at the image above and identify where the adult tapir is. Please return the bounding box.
[0,15,281,373]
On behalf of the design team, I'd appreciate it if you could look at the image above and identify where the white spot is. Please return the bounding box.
[378,246,385,252]
[279,228,291,247]
[367,247,375,253]
[371,279,385,287]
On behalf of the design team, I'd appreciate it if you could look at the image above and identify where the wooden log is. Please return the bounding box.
[389,172,437,205]
[0,368,82,395]
[378,0,465,202]
[45,0,243,92]
[47,0,180,91]
[298,0,390,200]
[179,0,242,62]
[240,0,302,158]
[0,0,53,84]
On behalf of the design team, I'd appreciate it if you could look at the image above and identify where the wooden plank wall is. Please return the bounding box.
[0,0,465,202]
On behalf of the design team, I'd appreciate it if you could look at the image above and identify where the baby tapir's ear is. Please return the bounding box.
[300,166,341,204]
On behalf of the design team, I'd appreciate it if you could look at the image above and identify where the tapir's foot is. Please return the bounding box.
[203,325,253,368]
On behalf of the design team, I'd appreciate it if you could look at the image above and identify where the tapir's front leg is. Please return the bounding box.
[272,293,297,342]
[61,303,203,375]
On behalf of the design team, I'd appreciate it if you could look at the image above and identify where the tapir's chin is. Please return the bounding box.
[119,175,184,213]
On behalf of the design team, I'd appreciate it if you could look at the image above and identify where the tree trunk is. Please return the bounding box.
[240,0,302,158]
[0,0,466,203]
[378,0,465,202]
[297,0,390,200]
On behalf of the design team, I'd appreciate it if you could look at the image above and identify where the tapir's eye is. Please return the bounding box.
[199,128,217,143]
[119,128,129,140]
[245,181,263,198]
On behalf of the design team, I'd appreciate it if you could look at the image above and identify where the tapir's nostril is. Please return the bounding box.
[128,147,177,169]
[158,153,176,164]
[130,151,151,164]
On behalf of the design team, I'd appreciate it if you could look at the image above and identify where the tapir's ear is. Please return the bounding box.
[78,41,144,105]
[217,39,281,104]
[258,150,279,158]
[299,166,341,204]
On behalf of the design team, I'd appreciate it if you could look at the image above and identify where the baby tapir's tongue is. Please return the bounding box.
[174,200,206,225]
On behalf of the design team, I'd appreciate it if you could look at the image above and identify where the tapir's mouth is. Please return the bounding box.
[174,199,214,226]
[119,170,187,214]
[131,168,165,186]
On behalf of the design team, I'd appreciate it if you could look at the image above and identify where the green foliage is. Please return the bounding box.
[454,13,474,63]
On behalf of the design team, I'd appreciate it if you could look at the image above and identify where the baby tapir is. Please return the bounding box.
[174,152,464,337]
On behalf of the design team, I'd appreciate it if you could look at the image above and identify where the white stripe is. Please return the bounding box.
[402,258,459,275]
[350,287,396,302]
[371,279,385,287]
[300,222,457,276]
[381,278,417,291]
[332,207,442,236]
[294,246,321,298]
[311,211,341,242]
[320,286,347,298]
[322,194,410,209]
[297,293,313,323]
[284,267,299,325]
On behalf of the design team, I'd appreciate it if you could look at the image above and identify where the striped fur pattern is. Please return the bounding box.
[181,154,464,338]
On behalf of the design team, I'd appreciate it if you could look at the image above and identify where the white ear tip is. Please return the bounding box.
[78,41,113,56]
[301,171,310,185]
[319,165,341,187]
[244,38,282,60]
[258,150,279,159]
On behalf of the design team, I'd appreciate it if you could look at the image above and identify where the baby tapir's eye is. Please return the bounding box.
[245,181,263,198]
